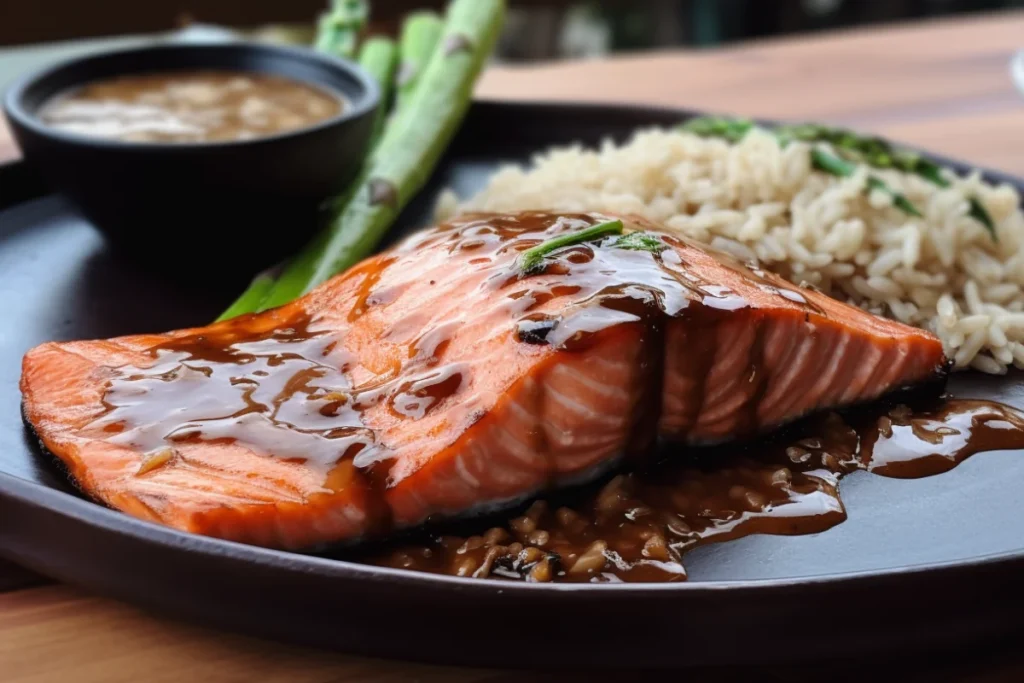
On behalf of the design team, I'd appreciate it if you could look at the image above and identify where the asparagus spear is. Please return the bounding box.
[216,270,277,322]
[257,0,506,310]
[356,36,399,147]
[305,37,398,220]
[314,0,369,58]
[219,31,397,321]
[395,12,445,110]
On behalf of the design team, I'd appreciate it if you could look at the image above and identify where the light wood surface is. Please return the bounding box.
[3,585,1024,683]
[478,9,1024,176]
[2,10,1024,681]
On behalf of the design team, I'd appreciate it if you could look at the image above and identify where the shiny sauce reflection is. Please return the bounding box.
[91,318,372,473]
[89,316,467,488]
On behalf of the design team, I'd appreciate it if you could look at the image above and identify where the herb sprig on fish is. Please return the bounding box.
[518,219,670,276]
[680,116,996,240]
[519,220,624,275]
[610,231,668,253]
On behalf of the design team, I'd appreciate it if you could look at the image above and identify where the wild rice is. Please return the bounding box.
[436,128,1024,373]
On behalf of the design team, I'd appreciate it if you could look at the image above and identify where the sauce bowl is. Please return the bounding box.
[3,42,379,278]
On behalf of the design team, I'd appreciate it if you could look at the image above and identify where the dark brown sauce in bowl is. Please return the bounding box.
[4,42,378,277]
[37,70,344,143]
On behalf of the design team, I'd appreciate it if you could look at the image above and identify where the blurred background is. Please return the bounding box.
[3,0,1024,60]
[2,0,1023,101]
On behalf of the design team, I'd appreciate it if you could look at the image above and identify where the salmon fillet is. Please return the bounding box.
[21,212,948,549]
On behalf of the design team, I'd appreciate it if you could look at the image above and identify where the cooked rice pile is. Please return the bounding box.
[434,128,1024,374]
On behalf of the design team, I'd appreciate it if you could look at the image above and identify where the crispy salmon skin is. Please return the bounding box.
[21,212,947,549]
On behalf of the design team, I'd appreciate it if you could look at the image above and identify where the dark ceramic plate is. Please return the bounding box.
[1,101,1023,668]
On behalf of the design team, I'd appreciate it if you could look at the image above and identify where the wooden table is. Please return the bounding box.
[3,10,1024,681]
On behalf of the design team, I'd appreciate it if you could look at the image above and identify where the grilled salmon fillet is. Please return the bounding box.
[21,212,948,549]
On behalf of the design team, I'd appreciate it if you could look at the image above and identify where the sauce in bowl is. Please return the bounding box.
[37,70,345,143]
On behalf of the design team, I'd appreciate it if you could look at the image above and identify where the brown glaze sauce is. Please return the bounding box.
[360,398,1024,582]
[78,212,1024,580]
[38,70,343,143]
[89,212,812,481]
[90,312,476,504]
[92,318,377,476]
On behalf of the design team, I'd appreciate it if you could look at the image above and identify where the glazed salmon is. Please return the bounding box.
[21,212,948,549]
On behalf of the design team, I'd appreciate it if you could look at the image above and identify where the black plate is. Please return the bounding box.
[2,101,1024,668]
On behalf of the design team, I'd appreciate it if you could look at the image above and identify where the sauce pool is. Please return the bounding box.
[354,397,1024,582]
[38,70,344,143]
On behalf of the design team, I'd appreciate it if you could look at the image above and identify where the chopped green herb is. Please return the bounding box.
[684,116,996,238]
[810,148,922,218]
[611,231,666,254]
[518,219,624,276]
[680,116,754,144]
[866,177,923,218]
[968,198,996,237]
[807,146,855,176]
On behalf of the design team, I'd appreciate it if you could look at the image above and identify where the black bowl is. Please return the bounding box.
[3,42,379,280]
